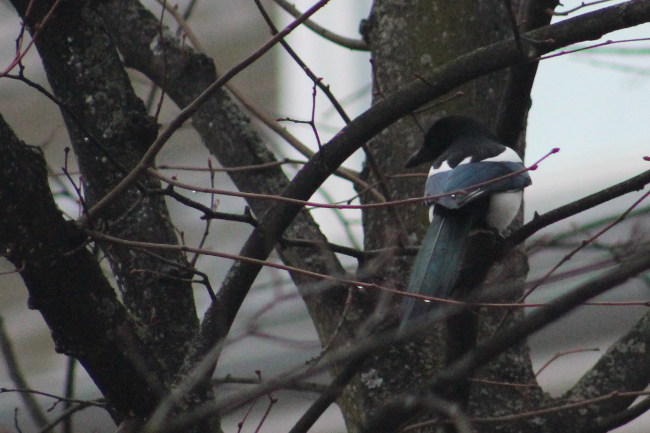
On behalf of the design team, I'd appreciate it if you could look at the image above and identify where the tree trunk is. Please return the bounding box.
[335,1,544,431]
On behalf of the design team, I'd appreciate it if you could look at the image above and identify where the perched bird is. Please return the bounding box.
[400,116,532,327]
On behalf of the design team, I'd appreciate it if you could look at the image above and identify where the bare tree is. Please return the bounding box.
[1,1,650,432]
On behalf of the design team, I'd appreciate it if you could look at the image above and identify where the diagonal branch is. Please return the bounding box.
[0,114,164,422]
[9,0,199,378]
[507,169,650,247]
[360,250,650,433]
[590,394,650,432]
[100,0,351,349]
[85,0,333,221]
[564,301,650,427]
[272,0,368,51]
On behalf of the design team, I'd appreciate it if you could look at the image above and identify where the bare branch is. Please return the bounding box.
[553,0,614,16]
[0,316,49,427]
[0,113,164,421]
[564,303,650,423]
[591,395,650,432]
[85,0,334,221]
[360,251,650,433]
[272,0,368,51]
[507,169,650,247]
[152,249,650,432]
[288,355,368,433]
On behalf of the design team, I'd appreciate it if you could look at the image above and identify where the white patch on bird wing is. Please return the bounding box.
[480,146,523,164]
[428,156,472,176]
[487,190,523,234]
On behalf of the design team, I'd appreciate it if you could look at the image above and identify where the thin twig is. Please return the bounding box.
[151,185,258,226]
[0,388,104,407]
[254,0,391,208]
[38,401,98,433]
[521,188,650,301]
[0,317,49,427]
[158,159,299,173]
[83,0,334,223]
[253,392,277,433]
[190,159,216,267]
[213,376,327,393]
[62,357,77,433]
[1,0,64,77]
[534,348,601,378]
[148,149,551,211]
[540,37,650,60]
[272,0,368,51]
[553,0,614,16]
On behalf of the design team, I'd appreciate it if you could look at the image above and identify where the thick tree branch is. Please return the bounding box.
[564,303,650,428]
[0,115,164,422]
[507,169,650,247]
[589,395,650,433]
[99,0,351,354]
[360,250,650,433]
[9,0,199,379]
[495,0,559,147]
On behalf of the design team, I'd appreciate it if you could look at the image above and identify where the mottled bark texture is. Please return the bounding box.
[0,115,163,423]
[348,2,650,433]
[98,0,350,353]
[348,1,543,432]
[9,0,200,384]
[6,0,214,428]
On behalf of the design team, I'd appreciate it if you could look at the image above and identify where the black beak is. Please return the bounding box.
[404,147,431,168]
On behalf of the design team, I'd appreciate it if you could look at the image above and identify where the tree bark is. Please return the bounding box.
[8,0,200,382]
[0,115,163,423]
[348,1,541,431]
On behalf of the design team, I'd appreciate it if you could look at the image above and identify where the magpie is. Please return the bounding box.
[400,116,532,328]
